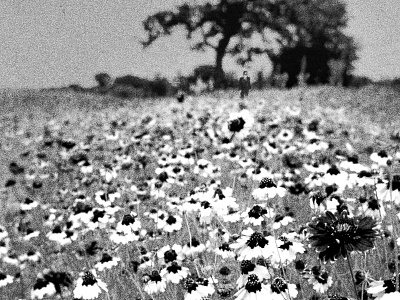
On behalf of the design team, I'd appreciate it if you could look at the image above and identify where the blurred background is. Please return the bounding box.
[0,0,399,96]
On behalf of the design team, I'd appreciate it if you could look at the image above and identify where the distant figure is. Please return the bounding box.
[177,93,185,103]
[239,71,251,99]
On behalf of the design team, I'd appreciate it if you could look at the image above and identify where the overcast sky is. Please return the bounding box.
[0,0,399,88]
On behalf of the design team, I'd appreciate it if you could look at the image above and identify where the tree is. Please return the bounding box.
[141,0,288,89]
[94,73,112,88]
[265,0,358,87]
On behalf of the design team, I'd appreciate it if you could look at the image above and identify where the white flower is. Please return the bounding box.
[231,228,276,261]
[234,274,270,300]
[368,279,400,300]
[252,178,286,201]
[95,254,120,271]
[160,262,190,284]
[0,273,13,287]
[31,279,56,299]
[143,271,167,295]
[73,270,108,300]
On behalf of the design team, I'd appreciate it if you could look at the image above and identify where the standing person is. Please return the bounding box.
[239,70,251,99]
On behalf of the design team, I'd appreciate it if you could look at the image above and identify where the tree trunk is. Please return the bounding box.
[214,35,231,89]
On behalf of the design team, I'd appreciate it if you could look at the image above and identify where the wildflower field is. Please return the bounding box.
[1,85,400,300]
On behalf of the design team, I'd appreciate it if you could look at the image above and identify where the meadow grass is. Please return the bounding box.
[0,85,400,300]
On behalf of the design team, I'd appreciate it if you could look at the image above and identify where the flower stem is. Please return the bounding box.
[346,255,359,300]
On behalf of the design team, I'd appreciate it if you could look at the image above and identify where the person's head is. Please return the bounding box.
[243,71,248,77]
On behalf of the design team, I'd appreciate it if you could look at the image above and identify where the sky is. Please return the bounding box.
[0,0,399,89]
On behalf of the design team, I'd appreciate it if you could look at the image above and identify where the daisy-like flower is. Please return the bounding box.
[308,211,379,262]
[241,204,272,226]
[0,238,10,257]
[246,166,272,182]
[79,160,93,174]
[230,227,276,261]
[236,260,271,289]
[22,228,40,241]
[367,277,400,300]
[225,109,255,139]
[322,166,349,190]
[160,261,190,284]
[272,214,294,229]
[116,212,141,234]
[95,253,120,271]
[157,244,185,265]
[275,232,305,264]
[376,175,400,205]
[143,271,167,295]
[252,178,286,201]
[356,170,376,187]
[339,155,368,173]
[265,277,298,300]
[0,226,8,240]
[19,250,42,263]
[182,237,207,256]
[304,266,333,294]
[305,138,329,153]
[234,274,270,300]
[214,242,236,259]
[109,228,144,244]
[73,270,108,300]
[31,278,57,299]
[358,198,386,219]
[0,272,13,287]
[370,150,392,166]
[20,197,39,211]
[158,214,183,232]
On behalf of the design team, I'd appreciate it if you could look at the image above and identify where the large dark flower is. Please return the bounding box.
[308,211,379,262]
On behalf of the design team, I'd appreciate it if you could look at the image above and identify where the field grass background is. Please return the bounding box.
[1,85,400,299]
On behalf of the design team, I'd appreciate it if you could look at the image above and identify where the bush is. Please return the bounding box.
[94,73,112,88]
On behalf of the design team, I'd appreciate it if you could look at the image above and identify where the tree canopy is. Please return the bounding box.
[142,0,358,88]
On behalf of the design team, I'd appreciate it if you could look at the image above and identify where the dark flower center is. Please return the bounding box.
[245,274,262,293]
[121,214,135,225]
[185,278,199,293]
[82,271,97,286]
[240,260,256,274]
[92,210,105,223]
[187,237,200,248]
[24,198,34,204]
[228,117,246,132]
[278,237,293,250]
[158,172,168,182]
[0,273,6,281]
[166,262,182,274]
[166,215,177,225]
[390,175,400,191]
[246,232,268,249]
[219,243,231,252]
[259,178,276,188]
[164,249,177,263]
[378,150,388,158]
[248,205,266,219]
[358,171,372,178]
[327,166,340,175]
[271,278,288,293]
[150,271,162,282]
[368,199,380,210]
[33,278,50,290]
[201,201,211,209]
[382,279,396,293]
[312,192,325,206]
[347,155,359,164]
[100,253,113,263]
